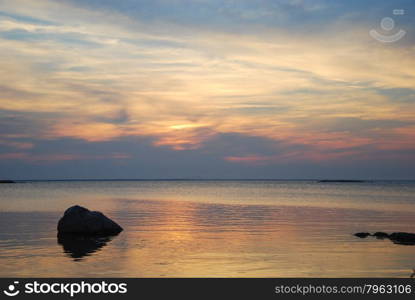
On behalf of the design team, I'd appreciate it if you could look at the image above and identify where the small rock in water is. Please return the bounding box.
[372,232,389,239]
[354,232,370,238]
[0,180,15,183]
[57,205,123,235]
[389,232,415,245]
[354,231,415,246]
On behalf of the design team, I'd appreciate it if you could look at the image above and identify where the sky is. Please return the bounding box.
[0,0,414,180]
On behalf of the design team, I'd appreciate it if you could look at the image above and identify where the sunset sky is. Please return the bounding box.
[0,0,414,179]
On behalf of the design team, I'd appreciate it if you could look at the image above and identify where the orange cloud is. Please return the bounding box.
[51,122,125,142]
[0,0,414,165]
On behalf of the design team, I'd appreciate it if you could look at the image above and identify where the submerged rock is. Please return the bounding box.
[0,180,15,183]
[389,232,415,245]
[318,180,365,183]
[354,231,415,245]
[57,205,123,235]
[372,232,389,239]
[354,232,370,238]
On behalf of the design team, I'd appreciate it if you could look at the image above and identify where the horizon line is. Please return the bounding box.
[3,178,415,182]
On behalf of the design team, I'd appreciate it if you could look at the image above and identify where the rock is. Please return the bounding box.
[389,232,415,245]
[354,232,370,238]
[319,180,365,183]
[372,232,389,239]
[57,205,123,235]
[354,231,415,246]
[0,180,15,183]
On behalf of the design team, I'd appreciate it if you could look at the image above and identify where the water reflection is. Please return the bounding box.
[57,233,118,261]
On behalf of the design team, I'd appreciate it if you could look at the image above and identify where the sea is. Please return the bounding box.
[1,180,415,277]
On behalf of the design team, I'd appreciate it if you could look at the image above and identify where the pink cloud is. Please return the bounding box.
[0,140,34,149]
[225,155,271,163]
[224,150,365,165]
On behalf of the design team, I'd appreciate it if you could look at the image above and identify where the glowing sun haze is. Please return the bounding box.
[0,0,414,179]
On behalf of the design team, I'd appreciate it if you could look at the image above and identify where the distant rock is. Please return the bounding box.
[0,180,15,183]
[57,205,123,235]
[319,180,365,183]
[354,231,415,245]
[354,232,370,238]
[372,232,389,239]
[389,232,415,245]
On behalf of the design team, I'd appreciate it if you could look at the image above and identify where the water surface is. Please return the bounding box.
[1,180,415,277]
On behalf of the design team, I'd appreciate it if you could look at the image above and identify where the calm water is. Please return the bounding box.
[1,180,415,277]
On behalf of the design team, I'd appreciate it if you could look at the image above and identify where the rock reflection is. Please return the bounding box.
[57,233,118,261]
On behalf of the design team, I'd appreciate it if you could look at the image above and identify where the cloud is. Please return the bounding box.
[0,0,414,178]
[0,152,130,162]
[0,140,34,150]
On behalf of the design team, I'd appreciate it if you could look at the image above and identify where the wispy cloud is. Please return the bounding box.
[0,0,414,178]
[0,152,130,162]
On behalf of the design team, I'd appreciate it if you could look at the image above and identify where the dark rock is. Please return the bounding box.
[319,180,365,183]
[354,232,370,238]
[389,232,415,245]
[372,232,389,239]
[0,180,15,183]
[354,231,415,246]
[57,205,123,235]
